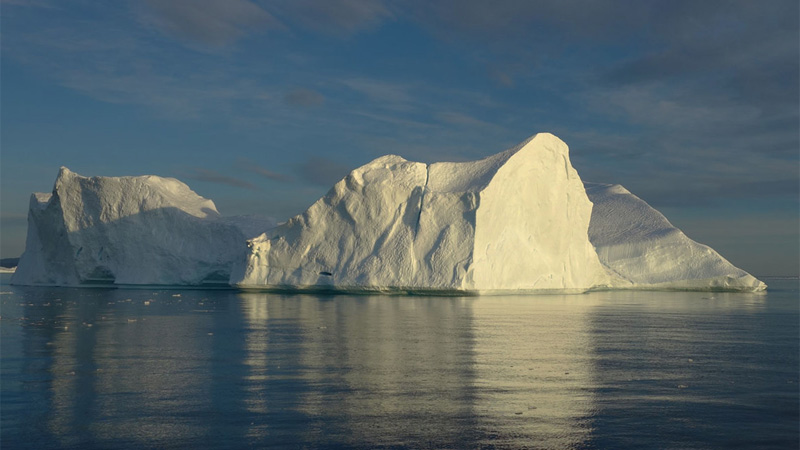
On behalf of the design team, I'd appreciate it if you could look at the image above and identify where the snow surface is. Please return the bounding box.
[585,183,766,291]
[12,168,274,286]
[231,133,613,293]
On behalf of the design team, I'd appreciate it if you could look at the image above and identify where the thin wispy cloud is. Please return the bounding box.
[435,111,497,129]
[630,178,799,208]
[403,0,653,44]
[271,0,393,36]
[284,88,325,107]
[487,67,514,87]
[140,0,281,46]
[296,157,352,187]
[340,78,415,107]
[187,169,259,191]
[0,0,57,8]
[235,159,293,182]
[0,214,28,226]
[139,0,392,47]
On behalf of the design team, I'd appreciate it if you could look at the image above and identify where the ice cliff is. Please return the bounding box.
[12,168,273,286]
[12,133,766,292]
[585,183,766,291]
[230,134,613,293]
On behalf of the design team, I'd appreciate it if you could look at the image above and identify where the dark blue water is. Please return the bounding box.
[1,274,797,449]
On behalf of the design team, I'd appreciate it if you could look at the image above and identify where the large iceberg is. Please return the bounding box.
[12,133,766,292]
[231,133,612,293]
[585,183,766,291]
[12,168,273,286]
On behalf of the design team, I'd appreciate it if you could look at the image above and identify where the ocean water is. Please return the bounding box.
[1,274,797,449]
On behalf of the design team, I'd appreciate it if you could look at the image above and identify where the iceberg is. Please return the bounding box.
[11,133,766,292]
[231,133,613,293]
[11,168,274,286]
[585,183,766,291]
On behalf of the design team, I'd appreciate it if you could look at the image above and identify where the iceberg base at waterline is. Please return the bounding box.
[12,133,765,293]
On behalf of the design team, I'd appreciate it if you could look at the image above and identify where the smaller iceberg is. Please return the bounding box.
[12,168,274,286]
[585,183,766,291]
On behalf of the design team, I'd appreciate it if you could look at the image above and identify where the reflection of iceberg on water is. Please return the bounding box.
[12,133,765,293]
[233,293,603,448]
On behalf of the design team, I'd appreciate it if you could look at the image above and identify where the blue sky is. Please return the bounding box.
[1,0,798,276]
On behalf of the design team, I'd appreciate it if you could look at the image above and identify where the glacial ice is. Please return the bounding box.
[11,168,274,286]
[585,183,766,291]
[12,133,766,292]
[231,133,611,293]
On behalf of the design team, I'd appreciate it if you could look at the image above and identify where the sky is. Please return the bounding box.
[1,0,798,276]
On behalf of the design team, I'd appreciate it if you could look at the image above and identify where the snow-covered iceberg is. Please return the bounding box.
[231,133,613,293]
[12,168,273,286]
[12,133,766,292]
[585,183,766,291]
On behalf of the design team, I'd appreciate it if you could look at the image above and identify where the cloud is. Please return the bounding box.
[598,3,799,109]
[402,0,654,43]
[141,0,281,46]
[566,0,799,206]
[5,0,796,208]
[284,88,325,107]
[487,67,514,87]
[187,169,259,190]
[296,157,352,186]
[435,111,496,129]
[634,178,799,208]
[350,110,436,130]
[235,159,293,182]
[0,0,57,8]
[271,0,392,35]
[340,78,415,106]
[585,84,763,131]
[140,0,392,45]
[0,214,28,226]
[2,3,284,120]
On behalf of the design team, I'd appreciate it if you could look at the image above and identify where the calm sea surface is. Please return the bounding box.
[1,274,797,449]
